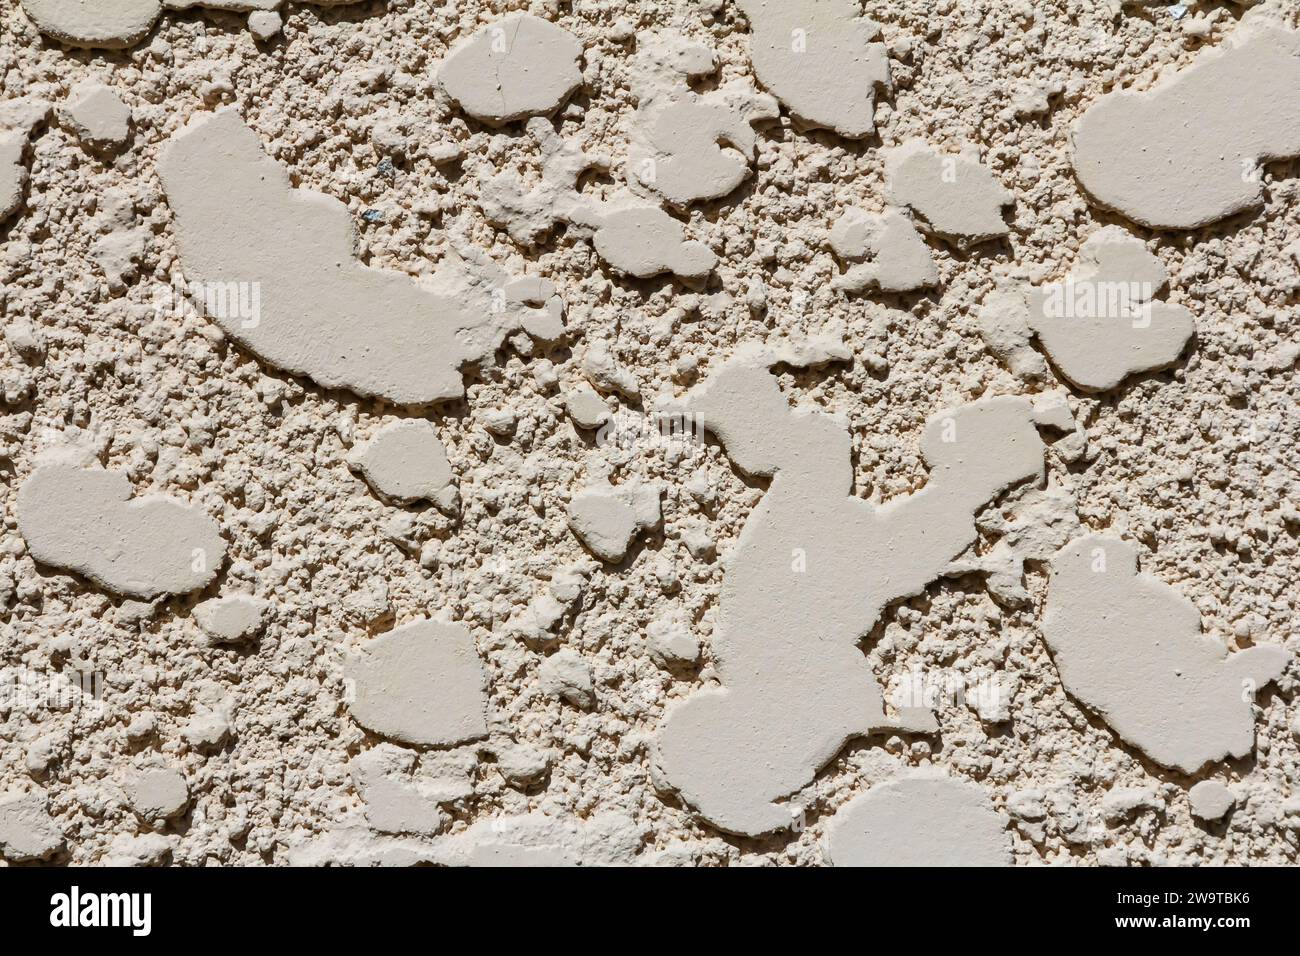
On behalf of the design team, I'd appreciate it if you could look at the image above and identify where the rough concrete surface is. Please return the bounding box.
[0,0,1297,868]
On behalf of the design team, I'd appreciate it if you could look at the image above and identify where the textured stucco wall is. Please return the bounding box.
[0,0,1297,867]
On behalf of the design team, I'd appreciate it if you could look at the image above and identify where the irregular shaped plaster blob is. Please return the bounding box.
[351,746,450,836]
[481,118,717,280]
[1042,534,1290,773]
[886,140,1012,243]
[0,95,49,225]
[159,109,560,405]
[479,118,604,247]
[431,811,643,867]
[1072,25,1300,230]
[0,131,25,224]
[88,186,148,293]
[126,768,189,822]
[491,741,553,788]
[979,227,1195,393]
[193,594,268,645]
[20,0,162,49]
[347,420,453,505]
[825,775,1011,866]
[59,82,132,151]
[977,290,1050,382]
[564,386,611,431]
[16,463,226,599]
[567,480,662,563]
[627,33,778,207]
[344,619,489,747]
[655,344,1046,835]
[1187,780,1235,823]
[582,340,641,399]
[0,789,64,862]
[829,208,939,293]
[583,203,717,281]
[247,9,282,40]
[735,0,890,139]
[438,14,583,126]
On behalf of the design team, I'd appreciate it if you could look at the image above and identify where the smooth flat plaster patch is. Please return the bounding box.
[193,594,267,644]
[1188,780,1235,822]
[627,33,778,207]
[438,14,583,126]
[0,131,25,223]
[563,386,611,430]
[1043,534,1290,773]
[247,9,282,40]
[886,140,1012,243]
[59,82,131,150]
[1072,25,1300,230]
[735,0,890,139]
[0,789,64,862]
[655,343,1045,835]
[979,227,1195,393]
[16,463,226,599]
[829,208,939,293]
[586,203,717,280]
[20,0,162,49]
[126,768,189,821]
[344,619,488,748]
[159,109,563,405]
[567,479,662,563]
[351,746,450,836]
[0,96,47,225]
[347,420,453,505]
[21,0,379,51]
[825,775,1011,866]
